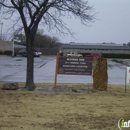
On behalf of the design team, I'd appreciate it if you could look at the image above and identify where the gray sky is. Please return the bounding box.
[55,0,130,44]
[1,0,130,44]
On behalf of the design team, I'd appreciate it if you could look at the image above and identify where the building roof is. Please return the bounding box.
[61,44,130,50]
[69,42,123,46]
[14,44,26,48]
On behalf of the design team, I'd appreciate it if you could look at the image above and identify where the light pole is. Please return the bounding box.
[12,38,14,57]
[12,37,18,57]
[0,22,3,39]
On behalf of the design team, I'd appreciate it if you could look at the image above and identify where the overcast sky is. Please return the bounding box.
[54,0,130,44]
[1,0,130,44]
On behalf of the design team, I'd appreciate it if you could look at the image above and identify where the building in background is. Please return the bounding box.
[61,42,130,54]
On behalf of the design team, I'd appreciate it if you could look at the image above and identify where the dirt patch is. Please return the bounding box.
[0,83,130,130]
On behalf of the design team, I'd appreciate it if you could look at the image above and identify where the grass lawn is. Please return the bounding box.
[0,83,130,130]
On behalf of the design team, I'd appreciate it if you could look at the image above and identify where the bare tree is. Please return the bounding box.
[0,0,95,90]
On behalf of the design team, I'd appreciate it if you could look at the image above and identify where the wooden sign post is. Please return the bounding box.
[54,53,92,87]
[54,53,59,87]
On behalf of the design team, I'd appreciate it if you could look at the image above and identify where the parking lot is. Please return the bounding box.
[0,56,129,85]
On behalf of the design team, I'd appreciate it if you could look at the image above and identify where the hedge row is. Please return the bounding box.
[0,50,13,56]
[80,53,130,59]
[102,53,130,59]
[0,50,4,55]
[0,50,130,58]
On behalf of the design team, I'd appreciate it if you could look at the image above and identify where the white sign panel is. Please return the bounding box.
[126,67,130,84]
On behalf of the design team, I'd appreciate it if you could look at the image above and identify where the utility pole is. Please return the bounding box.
[12,38,14,57]
[0,22,3,40]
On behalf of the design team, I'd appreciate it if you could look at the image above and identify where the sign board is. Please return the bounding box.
[54,53,92,87]
[126,67,130,84]
[58,57,92,75]
[124,67,130,93]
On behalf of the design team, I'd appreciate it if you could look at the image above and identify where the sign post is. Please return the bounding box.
[54,53,59,87]
[125,67,130,93]
[125,68,127,93]
[54,54,92,87]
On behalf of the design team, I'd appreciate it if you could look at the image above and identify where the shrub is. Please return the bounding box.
[0,50,4,55]
[4,50,12,56]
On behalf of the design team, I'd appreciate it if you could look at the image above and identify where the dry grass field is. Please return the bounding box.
[0,83,130,130]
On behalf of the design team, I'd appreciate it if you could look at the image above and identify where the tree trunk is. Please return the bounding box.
[24,34,36,90]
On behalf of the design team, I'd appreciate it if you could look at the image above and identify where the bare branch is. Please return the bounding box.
[11,0,19,9]
[24,1,33,19]
[0,1,14,8]
[0,0,95,37]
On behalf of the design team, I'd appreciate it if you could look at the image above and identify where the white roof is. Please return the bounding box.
[14,44,26,48]
[69,42,123,46]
